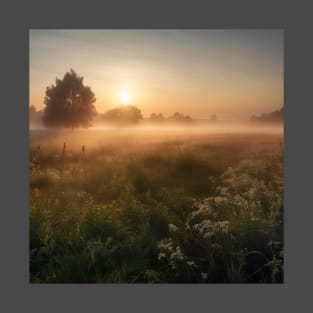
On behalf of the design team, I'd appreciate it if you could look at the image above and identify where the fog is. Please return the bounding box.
[96,122,283,134]
[30,121,283,135]
[30,121,283,154]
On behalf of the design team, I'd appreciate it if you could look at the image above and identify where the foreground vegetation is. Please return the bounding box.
[29,129,283,283]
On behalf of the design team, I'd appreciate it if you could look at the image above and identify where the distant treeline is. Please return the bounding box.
[30,69,219,129]
[97,107,196,125]
[149,112,192,124]
[30,69,282,130]
[31,103,284,128]
[29,105,43,126]
[30,104,218,126]
[250,107,284,124]
[29,103,220,127]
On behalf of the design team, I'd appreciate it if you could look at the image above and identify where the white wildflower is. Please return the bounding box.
[158,252,166,260]
[170,246,184,261]
[203,231,214,239]
[214,196,225,205]
[211,243,222,250]
[187,260,197,267]
[158,238,174,251]
[169,224,178,232]
[201,272,208,280]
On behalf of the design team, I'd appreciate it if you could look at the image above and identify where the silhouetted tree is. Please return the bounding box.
[29,104,44,126]
[42,69,96,130]
[102,105,143,125]
[250,107,283,124]
[150,112,165,123]
[168,112,193,123]
[29,104,36,117]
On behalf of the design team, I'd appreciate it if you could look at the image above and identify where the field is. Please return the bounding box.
[29,126,284,283]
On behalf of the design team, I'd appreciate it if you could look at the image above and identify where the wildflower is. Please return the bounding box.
[216,221,230,233]
[170,246,184,261]
[169,261,176,270]
[250,216,260,222]
[211,243,222,250]
[46,168,61,181]
[214,196,225,205]
[220,187,229,195]
[192,219,214,236]
[201,272,208,280]
[246,187,257,198]
[266,241,280,247]
[158,252,166,260]
[203,232,214,239]
[187,260,197,267]
[169,224,178,232]
[158,238,174,251]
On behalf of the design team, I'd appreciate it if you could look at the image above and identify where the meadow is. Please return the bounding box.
[29,126,284,283]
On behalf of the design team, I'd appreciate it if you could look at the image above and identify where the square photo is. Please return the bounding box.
[29,29,284,283]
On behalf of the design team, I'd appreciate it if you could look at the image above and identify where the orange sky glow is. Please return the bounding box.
[30,29,283,121]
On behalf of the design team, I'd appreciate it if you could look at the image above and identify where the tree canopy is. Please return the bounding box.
[102,106,143,125]
[42,69,97,129]
[168,112,193,123]
[250,107,283,124]
[150,113,166,123]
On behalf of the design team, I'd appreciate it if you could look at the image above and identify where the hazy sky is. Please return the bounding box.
[30,29,283,120]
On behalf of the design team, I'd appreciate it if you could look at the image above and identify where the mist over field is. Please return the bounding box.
[30,125,283,283]
[29,29,284,284]
[30,122,283,142]
[30,123,284,153]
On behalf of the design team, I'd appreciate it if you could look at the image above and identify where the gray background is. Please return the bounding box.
[0,0,312,312]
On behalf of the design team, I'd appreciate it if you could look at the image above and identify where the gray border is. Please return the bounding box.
[1,0,312,312]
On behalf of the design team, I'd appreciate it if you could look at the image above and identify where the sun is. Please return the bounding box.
[119,89,132,105]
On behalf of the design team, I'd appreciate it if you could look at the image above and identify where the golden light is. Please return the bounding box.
[119,89,132,105]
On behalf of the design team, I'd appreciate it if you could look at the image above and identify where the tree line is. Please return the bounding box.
[250,107,284,124]
[31,69,284,129]
[30,69,199,129]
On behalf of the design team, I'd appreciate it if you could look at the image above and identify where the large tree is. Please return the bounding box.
[42,69,96,130]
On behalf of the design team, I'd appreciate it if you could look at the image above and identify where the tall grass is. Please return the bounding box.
[29,132,283,283]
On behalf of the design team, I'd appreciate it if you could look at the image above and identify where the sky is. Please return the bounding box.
[29,29,283,120]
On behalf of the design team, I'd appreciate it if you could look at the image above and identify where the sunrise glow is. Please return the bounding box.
[119,89,132,105]
[29,29,283,120]
[29,29,284,284]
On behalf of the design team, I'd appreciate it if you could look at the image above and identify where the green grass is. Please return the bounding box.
[29,130,283,283]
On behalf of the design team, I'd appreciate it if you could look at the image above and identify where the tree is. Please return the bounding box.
[29,104,44,126]
[42,69,97,130]
[102,106,143,125]
[250,107,284,124]
[168,112,193,124]
[29,104,36,117]
[150,112,165,123]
